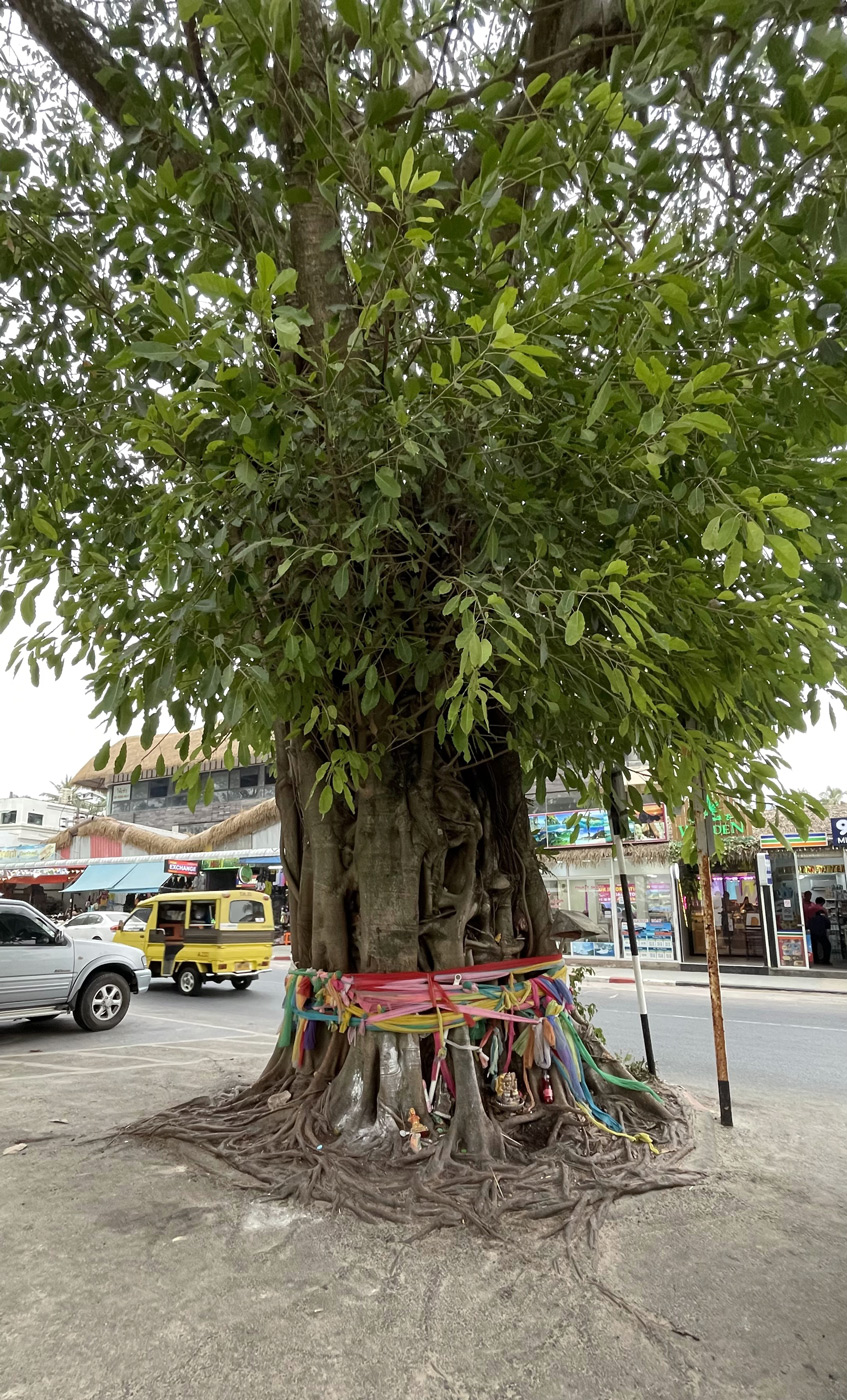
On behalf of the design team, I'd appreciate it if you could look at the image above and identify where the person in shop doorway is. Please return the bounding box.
[809,897,832,967]
[802,890,818,927]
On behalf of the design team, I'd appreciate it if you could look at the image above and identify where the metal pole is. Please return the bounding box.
[609,770,656,1076]
[692,780,733,1127]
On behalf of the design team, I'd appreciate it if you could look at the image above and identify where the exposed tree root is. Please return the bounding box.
[124,1044,702,1241]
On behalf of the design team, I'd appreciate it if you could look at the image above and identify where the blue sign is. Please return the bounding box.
[831,817,847,848]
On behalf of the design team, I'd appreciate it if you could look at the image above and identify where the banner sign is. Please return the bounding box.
[165,858,200,876]
[531,802,668,849]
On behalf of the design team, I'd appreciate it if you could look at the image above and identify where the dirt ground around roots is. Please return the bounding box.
[2,1047,846,1400]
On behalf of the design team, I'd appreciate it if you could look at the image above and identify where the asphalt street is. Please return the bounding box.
[2,962,845,1108]
[586,979,847,1102]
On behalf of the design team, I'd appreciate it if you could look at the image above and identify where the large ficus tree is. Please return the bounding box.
[2,0,847,1221]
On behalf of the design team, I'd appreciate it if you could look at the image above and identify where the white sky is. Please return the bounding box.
[1,628,845,802]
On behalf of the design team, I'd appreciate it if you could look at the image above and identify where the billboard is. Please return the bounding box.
[531,802,668,849]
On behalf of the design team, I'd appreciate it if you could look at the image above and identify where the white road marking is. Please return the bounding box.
[0,1048,271,1082]
[609,1010,847,1033]
[128,1009,272,1036]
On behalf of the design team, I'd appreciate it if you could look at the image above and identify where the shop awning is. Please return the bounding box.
[109,861,167,894]
[65,862,136,893]
[0,866,84,886]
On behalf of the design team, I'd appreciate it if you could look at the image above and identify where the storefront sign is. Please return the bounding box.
[531,802,668,849]
[165,858,200,876]
[776,933,808,968]
[760,832,828,848]
[112,783,132,802]
[830,818,847,848]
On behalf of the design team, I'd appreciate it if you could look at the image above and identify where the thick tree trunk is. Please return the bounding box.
[268,730,563,1160]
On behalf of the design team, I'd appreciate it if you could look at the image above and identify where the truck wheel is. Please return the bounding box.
[73,973,130,1031]
[230,976,255,990]
[174,964,204,996]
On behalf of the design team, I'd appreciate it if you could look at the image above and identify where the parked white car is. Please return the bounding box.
[64,910,126,941]
[0,900,150,1031]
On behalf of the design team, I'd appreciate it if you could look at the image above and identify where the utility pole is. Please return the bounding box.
[609,769,657,1077]
[691,778,733,1127]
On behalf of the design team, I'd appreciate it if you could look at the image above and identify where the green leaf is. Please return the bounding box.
[565,611,586,645]
[410,169,441,194]
[114,741,128,773]
[0,148,28,173]
[770,535,801,577]
[770,506,811,530]
[503,373,532,400]
[20,592,36,626]
[586,380,612,427]
[399,148,415,192]
[658,283,689,315]
[379,165,396,190]
[745,519,764,555]
[256,251,276,292]
[318,785,333,816]
[374,467,401,498]
[525,72,550,99]
[190,271,243,300]
[32,514,58,541]
[336,0,362,35]
[691,363,730,389]
[178,0,203,19]
[723,540,743,586]
[638,404,664,435]
[93,740,112,772]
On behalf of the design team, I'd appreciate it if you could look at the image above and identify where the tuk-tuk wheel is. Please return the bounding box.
[230,976,254,990]
[174,963,204,996]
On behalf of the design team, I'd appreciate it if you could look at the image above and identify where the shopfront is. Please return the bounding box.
[540,834,680,957]
[758,835,847,970]
[676,864,766,965]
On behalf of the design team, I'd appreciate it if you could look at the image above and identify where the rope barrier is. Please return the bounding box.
[280,955,661,1148]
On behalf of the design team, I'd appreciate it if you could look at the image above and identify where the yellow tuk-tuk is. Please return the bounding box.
[115,890,274,996]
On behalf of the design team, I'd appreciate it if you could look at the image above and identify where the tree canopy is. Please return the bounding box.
[2,0,847,823]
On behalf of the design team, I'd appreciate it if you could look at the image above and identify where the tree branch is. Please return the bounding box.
[8,0,130,128]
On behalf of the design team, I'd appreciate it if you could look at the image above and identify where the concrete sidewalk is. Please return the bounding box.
[586,966,847,995]
[1,1024,846,1398]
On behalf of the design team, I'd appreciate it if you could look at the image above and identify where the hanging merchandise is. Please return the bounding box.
[280,955,663,1149]
[541,1072,554,1104]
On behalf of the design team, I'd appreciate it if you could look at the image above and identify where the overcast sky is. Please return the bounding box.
[1,630,845,803]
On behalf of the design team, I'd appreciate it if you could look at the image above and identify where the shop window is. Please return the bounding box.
[27,812,44,826]
[148,779,169,799]
[1,810,16,824]
[239,768,260,789]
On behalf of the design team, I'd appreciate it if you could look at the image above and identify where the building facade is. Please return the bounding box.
[0,795,77,855]
[70,731,274,836]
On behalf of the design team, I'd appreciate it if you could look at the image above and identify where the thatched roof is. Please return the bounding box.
[70,728,254,788]
[541,841,671,869]
[55,798,278,855]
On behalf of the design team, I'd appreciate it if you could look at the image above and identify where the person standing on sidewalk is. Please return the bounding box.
[809,897,832,967]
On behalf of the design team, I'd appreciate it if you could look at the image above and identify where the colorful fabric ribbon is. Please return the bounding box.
[279,955,661,1146]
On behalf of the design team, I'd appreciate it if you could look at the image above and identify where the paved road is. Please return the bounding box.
[586,980,847,1102]
[2,964,845,1106]
[0,967,288,1085]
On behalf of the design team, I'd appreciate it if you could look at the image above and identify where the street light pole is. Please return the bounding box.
[609,769,656,1077]
[691,779,733,1127]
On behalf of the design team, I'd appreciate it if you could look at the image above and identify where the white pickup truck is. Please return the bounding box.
[0,899,151,1031]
